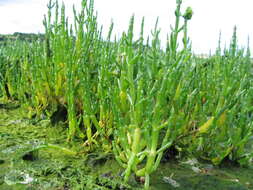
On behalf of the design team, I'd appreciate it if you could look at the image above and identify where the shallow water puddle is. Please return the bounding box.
[4,170,34,185]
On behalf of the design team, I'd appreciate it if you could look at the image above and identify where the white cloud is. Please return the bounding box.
[0,0,253,54]
[0,0,47,33]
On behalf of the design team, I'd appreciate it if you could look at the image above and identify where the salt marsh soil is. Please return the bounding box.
[0,101,253,190]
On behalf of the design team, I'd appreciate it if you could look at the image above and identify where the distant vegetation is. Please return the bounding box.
[0,33,44,44]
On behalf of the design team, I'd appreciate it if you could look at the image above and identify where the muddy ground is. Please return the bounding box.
[0,101,253,190]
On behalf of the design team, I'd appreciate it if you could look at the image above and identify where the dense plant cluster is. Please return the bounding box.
[0,0,252,188]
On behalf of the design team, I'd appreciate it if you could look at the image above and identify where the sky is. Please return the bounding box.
[0,0,253,54]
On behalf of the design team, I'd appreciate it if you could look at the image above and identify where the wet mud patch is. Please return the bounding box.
[0,104,133,190]
[149,160,253,190]
[0,103,253,190]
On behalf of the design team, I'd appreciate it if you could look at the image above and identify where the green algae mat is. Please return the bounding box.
[0,103,253,190]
